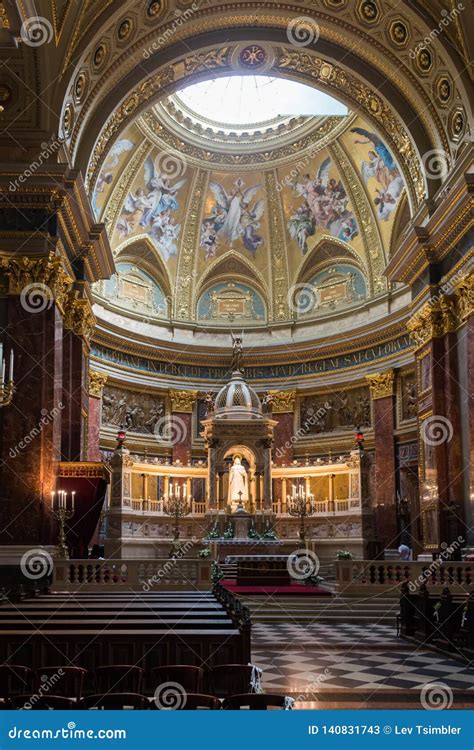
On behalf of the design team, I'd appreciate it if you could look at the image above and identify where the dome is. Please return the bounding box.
[214,371,262,420]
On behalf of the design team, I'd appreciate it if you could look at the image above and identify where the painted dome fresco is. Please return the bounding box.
[90,74,409,333]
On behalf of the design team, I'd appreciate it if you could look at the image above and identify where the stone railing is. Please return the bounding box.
[129,499,207,515]
[52,558,212,591]
[272,498,361,515]
[336,560,473,594]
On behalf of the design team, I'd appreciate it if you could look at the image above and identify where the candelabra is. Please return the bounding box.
[51,491,75,559]
[0,344,14,407]
[162,483,192,545]
[287,484,315,542]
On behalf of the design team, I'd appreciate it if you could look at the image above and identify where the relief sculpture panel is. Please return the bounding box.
[300,386,371,434]
[102,385,166,435]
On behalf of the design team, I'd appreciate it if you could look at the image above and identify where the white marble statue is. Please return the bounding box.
[228,456,249,508]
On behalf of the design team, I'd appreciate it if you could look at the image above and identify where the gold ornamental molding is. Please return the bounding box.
[57,461,111,482]
[268,390,296,413]
[169,389,198,413]
[89,370,108,398]
[407,294,459,350]
[0,253,73,310]
[85,43,426,210]
[366,370,395,400]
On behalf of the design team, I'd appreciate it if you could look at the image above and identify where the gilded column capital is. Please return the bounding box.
[366,370,395,400]
[169,389,198,413]
[89,370,108,398]
[407,293,460,349]
[455,271,474,322]
[268,390,296,413]
[63,294,96,342]
[0,252,73,310]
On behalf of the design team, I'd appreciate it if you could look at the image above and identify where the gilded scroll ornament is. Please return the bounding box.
[366,370,395,399]
[89,370,108,398]
[169,389,198,413]
[407,293,460,349]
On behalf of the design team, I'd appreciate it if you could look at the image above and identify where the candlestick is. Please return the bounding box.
[8,349,13,381]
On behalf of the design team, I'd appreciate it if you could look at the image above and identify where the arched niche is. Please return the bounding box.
[196,280,267,327]
[94,238,171,320]
[294,263,368,318]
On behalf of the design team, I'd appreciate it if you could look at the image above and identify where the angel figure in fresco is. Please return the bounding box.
[351,127,400,190]
[116,188,154,238]
[150,209,182,261]
[240,199,265,255]
[92,138,134,217]
[140,155,187,226]
[202,178,264,251]
[288,157,357,252]
[373,175,404,221]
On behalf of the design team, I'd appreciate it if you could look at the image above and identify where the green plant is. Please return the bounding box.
[206,522,221,540]
[198,547,210,558]
[211,560,224,583]
[223,521,234,539]
[261,521,278,540]
[336,550,354,560]
[248,522,261,540]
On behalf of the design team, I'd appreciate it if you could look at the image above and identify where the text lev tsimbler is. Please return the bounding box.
[308,725,462,735]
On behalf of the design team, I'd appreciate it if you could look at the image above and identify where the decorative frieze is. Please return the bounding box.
[366,370,395,400]
[169,389,198,413]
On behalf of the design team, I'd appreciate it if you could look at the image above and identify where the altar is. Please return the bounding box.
[225,554,291,586]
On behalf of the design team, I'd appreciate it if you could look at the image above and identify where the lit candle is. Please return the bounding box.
[71,491,76,512]
[1,356,4,387]
[9,349,13,381]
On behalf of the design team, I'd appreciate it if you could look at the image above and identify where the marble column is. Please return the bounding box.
[88,371,108,461]
[207,440,218,511]
[269,390,296,465]
[169,390,197,464]
[366,370,398,550]
[408,294,465,552]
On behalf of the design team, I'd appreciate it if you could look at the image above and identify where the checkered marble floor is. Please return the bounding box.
[252,623,398,647]
[251,625,474,692]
